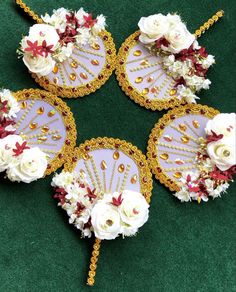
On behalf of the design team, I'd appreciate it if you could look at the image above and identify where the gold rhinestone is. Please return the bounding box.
[80,72,88,80]
[48,110,56,117]
[181,136,190,144]
[52,134,62,141]
[70,73,77,81]
[70,61,78,69]
[135,77,143,84]
[192,120,200,128]
[169,89,177,96]
[163,135,173,142]
[140,59,148,65]
[37,107,44,115]
[147,76,154,82]
[91,59,99,66]
[83,153,90,161]
[131,174,137,184]
[38,136,47,142]
[118,164,125,173]
[100,160,107,170]
[173,171,182,179]
[53,65,58,74]
[179,124,187,131]
[29,122,37,130]
[113,151,120,160]
[160,153,169,160]
[91,43,100,50]
[53,77,59,84]
[133,50,142,56]
[142,88,149,95]
[20,101,27,109]
[41,126,49,133]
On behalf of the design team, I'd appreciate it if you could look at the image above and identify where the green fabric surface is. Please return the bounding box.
[0,0,236,291]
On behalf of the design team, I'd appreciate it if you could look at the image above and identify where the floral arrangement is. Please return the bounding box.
[138,13,215,103]
[0,89,47,183]
[174,113,236,202]
[17,8,106,76]
[52,171,149,240]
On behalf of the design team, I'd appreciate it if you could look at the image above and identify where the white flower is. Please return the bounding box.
[23,54,55,76]
[138,14,169,44]
[192,40,201,50]
[116,190,149,235]
[191,192,209,202]
[205,113,236,138]
[76,27,90,46]
[177,84,199,103]
[174,188,191,202]
[206,137,236,171]
[0,89,20,119]
[204,178,214,193]
[54,43,74,62]
[201,55,215,69]
[52,171,78,188]
[208,183,229,199]
[75,8,88,25]
[7,147,47,183]
[185,75,206,91]
[91,14,106,35]
[91,201,121,240]
[41,8,68,33]
[0,135,23,172]
[163,54,175,67]
[164,22,195,53]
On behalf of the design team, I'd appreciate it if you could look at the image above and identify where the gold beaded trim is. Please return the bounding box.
[16,0,43,23]
[147,104,219,192]
[64,137,153,286]
[31,30,116,98]
[194,10,224,38]
[13,89,77,176]
[115,31,185,111]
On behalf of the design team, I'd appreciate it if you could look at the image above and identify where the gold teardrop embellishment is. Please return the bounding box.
[118,164,125,173]
[91,59,99,66]
[140,59,148,65]
[20,101,27,109]
[131,174,137,184]
[179,124,187,131]
[38,136,47,142]
[133,50,142,56]
[135,77,143,84]
[142,88,149,95]
[193,120,200,128]
[70,61,78,68]
[100,160,107,170]
[113,151,120,160]
[37,107,44,115]
[181,136,190,144]
[91,43,100,50]
[41,126,49,133]
[52,134,62,141]
[48,110,56,117]
[80,72,88,80]
[160,153,169,160]
[70,73,77,81]
[29,122,38,130]
[53,65,58,74]
[169,89,177,96]
[173,171,182,179]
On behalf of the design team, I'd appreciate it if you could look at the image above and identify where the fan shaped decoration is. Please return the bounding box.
[116,10,224,110]
[16,0,116,98]
[51,137,153,285]
[147,104,236,202]
[0,88,76,183]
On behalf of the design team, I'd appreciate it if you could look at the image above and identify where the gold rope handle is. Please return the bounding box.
[87,238,101,286]
[15,0,43,23]
[194,10,224,38]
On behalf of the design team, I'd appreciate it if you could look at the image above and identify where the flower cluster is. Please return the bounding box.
[174,113,236,203]
[18,7,106,76]
[0,89,48,183]
[52,171,149,240]
[138,13,215,103]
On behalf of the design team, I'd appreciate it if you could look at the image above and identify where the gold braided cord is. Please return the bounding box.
[16,0,43,23]
[87,239,101,286]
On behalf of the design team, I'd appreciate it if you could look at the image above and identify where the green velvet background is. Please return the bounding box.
[0,0,236,291]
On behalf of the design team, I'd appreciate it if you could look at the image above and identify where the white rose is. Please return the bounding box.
[42,8,68,33]
[205,113,236,138]
[91,14,106,35]
[76,27,90,46]
[166,13,183,27]
[23,54,55,76]
[91,201,121,240]
[0,135,23,172]
[207,137,236,171]
[7,147,47,183]
[27,24,59,48]
[0,89,20,119]
[177,84,199,103]
[164,23,195,53]
[138,14,169,44]
[117,190,149,235]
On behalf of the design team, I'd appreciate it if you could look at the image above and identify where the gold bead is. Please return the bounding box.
[133,50,142,56]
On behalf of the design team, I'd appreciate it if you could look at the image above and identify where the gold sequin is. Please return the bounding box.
[163,135,173,142]
[142,88,149,95]
[131,174,137,184]
[38,136,47,142]
[80,72,88,80]
[173,172,182,179]
[135,77,143,84]
[193,120,200,128]
[175,159,184,165]
[169,89,177,96]
[29,122,37,130]
[91,43,100,50]
[53,65,58,74]
[41,126,49,133]
[181,136,190,144]
[37,107,44,115]
[52,134,62,141]
[70,73,77,81]
[133,50,142,56]
[100,160,107,170]
[160,153,169,160]
[48,110,56,117]
[118,164,125,173]
[179,124,187,131]
[140,59,149,65]
[147,76,154,82]
[113,151,120,160]
[70,61,78,69]
[20,101,27,109]
[91,59,99,66]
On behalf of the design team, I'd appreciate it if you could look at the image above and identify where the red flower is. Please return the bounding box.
[66,13,80,27]
[0,100,9,114]
[111,193,123,207]
[174,77,186,87]
[24,40,43,57]
[0,117,15,138]
[83,14,97,28]
[40,40,54,57]
[210,166,234,181]
[206,130,223,144]
[85,187,97,202]
[54,187,67,205]
[198,47,208,58]
[75,201,85,216]
[12,141,30,157]
[194,63,208,78]
[155,37,170,49]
